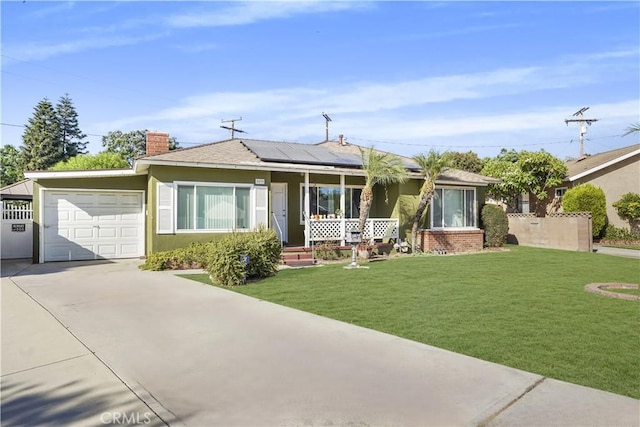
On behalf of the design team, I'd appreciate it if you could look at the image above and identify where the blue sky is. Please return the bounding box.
[2,1,639,162]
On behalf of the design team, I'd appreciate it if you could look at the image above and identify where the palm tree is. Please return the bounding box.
[358,147,408,239]
[622,123,640,136]
[411,150,449,253]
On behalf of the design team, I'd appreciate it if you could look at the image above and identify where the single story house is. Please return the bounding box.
[545,143,640,229]
[24,132,498,263]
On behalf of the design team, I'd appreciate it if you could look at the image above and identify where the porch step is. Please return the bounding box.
[282,246,313,253]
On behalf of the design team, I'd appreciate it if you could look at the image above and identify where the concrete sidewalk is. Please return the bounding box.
[2,259,638,426]
[593,245,640,259]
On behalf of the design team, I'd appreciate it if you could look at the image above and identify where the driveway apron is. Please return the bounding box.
[3,259,638,426]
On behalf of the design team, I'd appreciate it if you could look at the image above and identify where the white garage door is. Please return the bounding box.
[43,190,144,262]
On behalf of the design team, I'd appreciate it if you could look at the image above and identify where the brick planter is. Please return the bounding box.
[420,229,484,253]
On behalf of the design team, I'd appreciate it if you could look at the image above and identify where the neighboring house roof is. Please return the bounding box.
[0,179,33,200]
[566,144,640,181]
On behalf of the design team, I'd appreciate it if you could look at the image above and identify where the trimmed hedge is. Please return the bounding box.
[562,184,607,237]
[139,241,214,271]
[481,204,509,247]
[206,227,282,287]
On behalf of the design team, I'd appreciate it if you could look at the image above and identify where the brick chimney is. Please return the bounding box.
[146,131,170,155]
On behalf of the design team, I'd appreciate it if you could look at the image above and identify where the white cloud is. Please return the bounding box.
[95,48,638,158]
[106,60,598,127]
[166,1,369,28]
[4,33,165,62]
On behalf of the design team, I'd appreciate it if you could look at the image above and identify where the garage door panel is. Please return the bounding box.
[98,227,117,238]
[97,194,118,205]
[121,244,142,256]
[67,193,97,208]
[73,227,96,239]
[121,227,140,238]
[121,212,141,221]
[43,191,144,262]
[73,211,94,221]
[96,244,117,257]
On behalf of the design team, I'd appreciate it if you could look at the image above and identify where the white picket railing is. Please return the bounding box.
[2,201,33,220]
[308,218,399,243]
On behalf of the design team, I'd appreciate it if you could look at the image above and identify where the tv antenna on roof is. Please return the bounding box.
[220,117,246,139]
[322,112,332,142]
[565,107,599,158]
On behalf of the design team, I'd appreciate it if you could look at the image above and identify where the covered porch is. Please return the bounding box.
[270,170,410,248]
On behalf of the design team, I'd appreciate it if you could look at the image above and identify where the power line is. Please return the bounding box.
[1,122,633,150]
[347,133,627,149]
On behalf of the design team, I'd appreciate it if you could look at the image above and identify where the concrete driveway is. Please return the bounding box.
[2,259,638,426]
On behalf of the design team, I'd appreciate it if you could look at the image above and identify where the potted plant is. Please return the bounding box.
[335,209,343,219]
[357,243,373,259]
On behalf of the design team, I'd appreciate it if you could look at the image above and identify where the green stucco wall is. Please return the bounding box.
[31,175,148,263]
[147,165,271,253]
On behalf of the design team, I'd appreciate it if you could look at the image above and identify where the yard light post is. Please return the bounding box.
[344,229,366,269]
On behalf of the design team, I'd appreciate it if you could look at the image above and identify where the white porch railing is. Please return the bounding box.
[308,218,399,243]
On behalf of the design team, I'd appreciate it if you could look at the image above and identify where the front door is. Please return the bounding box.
[271,183,287,243]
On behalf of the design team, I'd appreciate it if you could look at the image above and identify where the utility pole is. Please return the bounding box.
[565,107,599,158]
[322,112,332,141]
[220,117,246,139]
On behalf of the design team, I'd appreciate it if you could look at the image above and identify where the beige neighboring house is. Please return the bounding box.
[548,144,640,230]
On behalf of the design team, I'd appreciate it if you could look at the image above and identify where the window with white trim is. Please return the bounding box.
[555,187,568,198]
[177,184,252,231]
[300,185,362,220]
[432,187,477,228]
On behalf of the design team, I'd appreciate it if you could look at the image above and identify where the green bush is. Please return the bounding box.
[481,204,509,247]
[603,225,640,242]
[139,241,215,271]
[315,241,344,260]
[562,184,607,237]
[613,192,640,222]
[206,227,282,286]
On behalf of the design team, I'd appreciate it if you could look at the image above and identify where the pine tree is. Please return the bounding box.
[21,98,61,171]
[55,93,87,161]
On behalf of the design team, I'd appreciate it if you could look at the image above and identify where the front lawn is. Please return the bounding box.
[181,245,640,398]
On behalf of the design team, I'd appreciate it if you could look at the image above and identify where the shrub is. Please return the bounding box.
[315,241,343,260]
[139,241,215,271]
[613,193,640,222]
[206,227,282,286]
[603,225,640,242]
[562,184,607,237]
[481,204,509,247]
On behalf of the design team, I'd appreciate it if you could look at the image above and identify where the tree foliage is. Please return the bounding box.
[21,98,62,171]
[562,184,607,237]
[21,95,86,171]
[411,150,449,252]
[612,192,640,222]
[441,151,483,173]
[55,93,87,160]
[358,147,408,237]
[49,152,129,171]
[482,149,567,214]
[0,145,24,187]
[102,130,179,166]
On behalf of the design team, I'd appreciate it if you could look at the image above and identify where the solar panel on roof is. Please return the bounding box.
[242,140,363,167]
